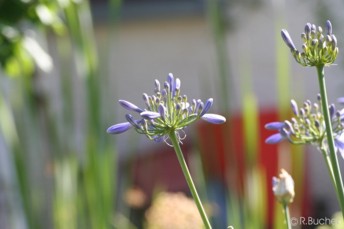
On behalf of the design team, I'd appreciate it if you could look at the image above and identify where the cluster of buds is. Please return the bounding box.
[107,73,226,144]
[265,95,344,157]
[281,20,338,66]
[272,169,295,205]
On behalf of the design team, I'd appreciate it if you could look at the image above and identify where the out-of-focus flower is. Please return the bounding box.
[315,211,344,229]
[281,20,338,67]
[272,169,295,205]
[145,192,203,229]
[124,187,147,209]
[107,73,226,144]
[265,95,344,159]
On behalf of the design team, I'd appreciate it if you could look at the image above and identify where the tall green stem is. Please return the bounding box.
[283,204,291,229]
[320,148,336,190]
[316,65,344,217]
[168,131,212,229]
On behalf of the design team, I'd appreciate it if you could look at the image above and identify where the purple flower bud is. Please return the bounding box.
[195,99,203,114]
[143,93,149,102]
[125,114,142,129]
[305,119,311,126]
[331,34,337,49]
[119,100,144,113]
[107,122,132,134]
[335,135,344,150]
[311,24,316,32]
[305,23,311,34]
[301,33,306,41]
[329,104,336,118]
[314,120,321,129]
[337,97,344,104]
[336,111,341,118]
[326,20,332,35]
[161,89,167,96]
[168,73,174,94]
[281,29,297,50]
[200,98,213,116]
[300,108,306,117]
[201,113,226,124]
[311,39,318,46]
[290,100,299,116]
[280,129,291,140]
[265,133,285,144]
[326,35,332,43]
[164,81,170,91]
[302,44,307,51]
[158,104,166,120]
[265,122,285,130]
[154,79,160,92]
[335,134,344,159]
[284,120,294,134]
[317,94,321,101]
[140,111,161,119]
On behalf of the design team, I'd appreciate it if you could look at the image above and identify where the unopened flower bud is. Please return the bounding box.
[305,23,311,34]
[281,29,296,50]
[272,169,295,205]
[326,20,332,35]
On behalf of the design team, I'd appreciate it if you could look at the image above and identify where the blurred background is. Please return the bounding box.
[1,0,344,228]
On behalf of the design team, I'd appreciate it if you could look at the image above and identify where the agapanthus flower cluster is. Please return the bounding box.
[281,20,338,67]
[265,95,344,158]
[107,73,226,144]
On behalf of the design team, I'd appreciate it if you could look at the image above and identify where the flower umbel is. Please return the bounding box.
[281,20,338,67]
[107,73,226,144]
[272,169,295,205]
[265,95,344,157]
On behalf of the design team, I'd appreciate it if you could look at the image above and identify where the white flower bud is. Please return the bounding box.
[272,169,295,205]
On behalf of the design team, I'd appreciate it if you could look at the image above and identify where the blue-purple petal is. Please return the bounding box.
[201,113,226,124]
[107,122,132,134]
[335,134,344,160]
[140,111,161,119]
[305,23,311,34]
[326,20,332,35]
[125,114,142,129]
[281,29,297,50]
[265,133,285,144]
[337,97,344,104]
[200,98,213,117]
[290,100,299,116]
[119,100,143,113]
[265,122,285,130]
[329,104,336,119]
[158,104,166,120]
[168,73,174,94]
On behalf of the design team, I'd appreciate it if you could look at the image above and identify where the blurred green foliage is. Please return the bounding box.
[0,0,64,77]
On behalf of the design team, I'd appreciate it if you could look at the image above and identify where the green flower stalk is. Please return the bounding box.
[107,73,226,229]
[273,20,344,218]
